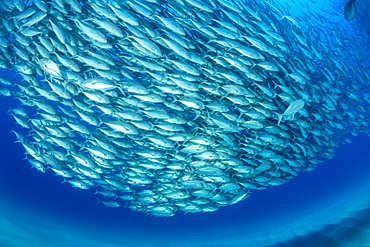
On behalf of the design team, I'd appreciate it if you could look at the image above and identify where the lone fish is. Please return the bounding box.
[278,99,305,125]
[344,0,357,21]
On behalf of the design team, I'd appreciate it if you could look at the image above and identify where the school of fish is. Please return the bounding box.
[0,0,369,216]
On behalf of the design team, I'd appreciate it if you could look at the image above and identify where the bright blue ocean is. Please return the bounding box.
[1,0,370,246]
[1,92,370,247]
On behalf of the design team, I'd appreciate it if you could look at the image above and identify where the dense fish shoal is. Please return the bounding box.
[0,0,369,216]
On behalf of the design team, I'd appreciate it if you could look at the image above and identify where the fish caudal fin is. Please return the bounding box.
[277,114,283,126]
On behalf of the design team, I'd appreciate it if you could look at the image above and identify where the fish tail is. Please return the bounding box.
[277,114,283,125]
[250,62,256,69]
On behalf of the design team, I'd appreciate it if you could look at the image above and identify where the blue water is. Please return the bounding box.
[1,0,370,246]
[1,70,370,246]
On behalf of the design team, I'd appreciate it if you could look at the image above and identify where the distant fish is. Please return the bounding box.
[344,0,357,21]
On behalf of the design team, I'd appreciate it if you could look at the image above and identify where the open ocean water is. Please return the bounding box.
[1,0,370,246]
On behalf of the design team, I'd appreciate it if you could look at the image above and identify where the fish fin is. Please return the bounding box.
[97,118,103,127]
[277,114,283,125]
[250,62,257,69]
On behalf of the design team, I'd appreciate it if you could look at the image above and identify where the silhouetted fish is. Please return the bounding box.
[344,0,357,21]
